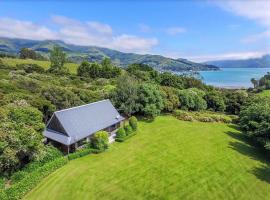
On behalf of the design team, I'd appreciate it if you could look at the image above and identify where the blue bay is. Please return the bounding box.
[199,68,270,88]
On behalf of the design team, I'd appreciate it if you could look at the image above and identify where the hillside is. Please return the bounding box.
[0,37,219,72]
[206,55,270,68]
[24,116,270,200]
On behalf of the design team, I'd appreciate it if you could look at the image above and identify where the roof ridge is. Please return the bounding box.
[55,99,110,113]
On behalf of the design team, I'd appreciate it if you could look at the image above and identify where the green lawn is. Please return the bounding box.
[1,58,78,74]
[24,116,270,200]
[258,90,270,97]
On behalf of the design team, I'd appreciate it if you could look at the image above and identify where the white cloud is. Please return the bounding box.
[86,21,113,35]
[185,51,269,62]
[215,1,270,43]
[0,17,57,40]
[110,34,158,52]
[166,27,186,35]
[216,1,270,28]
[0,16,158,53]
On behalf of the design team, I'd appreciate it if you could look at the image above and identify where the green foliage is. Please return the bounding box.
[77,59,120,79]
[124,125,133,135]
[161,86,180,112]
[42,86,82,110]
[173,110,233,123]
[4,157,68,200]
[129,116,138,130]
[91,131,109,151]
[239,96,270,149]
[49,46,67,74]
[256,72,270,90]
[16,64,45,74]
[225,90,248,114]
[160,72,184,89]
[116,127,126,138]
[19,48,46,61]
[68,149,92,160]
[112,74,139,116]
[204,90,226,112]
[178,88,207,111]
[115,131,137,142]
[0,105,45,176]
[137,83,164,118]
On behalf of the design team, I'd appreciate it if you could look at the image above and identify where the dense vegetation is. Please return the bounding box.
[24,116,270,200]
[1,46,269,199]
[0,46,249,177]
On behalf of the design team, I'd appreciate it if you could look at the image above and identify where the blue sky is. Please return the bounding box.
[0,0,269,62]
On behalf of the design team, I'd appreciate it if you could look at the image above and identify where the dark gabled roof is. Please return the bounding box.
[44,99,124,145]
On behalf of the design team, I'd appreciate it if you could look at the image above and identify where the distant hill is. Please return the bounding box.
[206,55,270,68]
[0,37,219,72]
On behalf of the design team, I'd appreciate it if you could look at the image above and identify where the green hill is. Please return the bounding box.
[0,37,219,72]
[206,55,270,68]
[24,116,270,200]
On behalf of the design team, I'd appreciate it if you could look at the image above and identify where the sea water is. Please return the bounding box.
[199,68,270,88]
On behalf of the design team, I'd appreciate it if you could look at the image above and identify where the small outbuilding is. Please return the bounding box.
[43,99,125,153]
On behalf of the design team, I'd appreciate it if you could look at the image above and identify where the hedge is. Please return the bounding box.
[173,110,233,123]
[116,127,126,138]
[68,148,92,160]
[4,157,68,200]
[115,132,137,142]
[129,116,138,130]
[124,125,133,135]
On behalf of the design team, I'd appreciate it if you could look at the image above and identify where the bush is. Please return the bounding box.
[10,171,28,184]
[4,157,68,200]
[116,127,126,138]
[68,149,92,160]
[115,132,137,142]
[16,64,45,74]
[0,189,7,200]
[173,110,233,123]
[129,116,138,130]
[91,131,109,151]
[178,88,207,111]
[0,177,4,189]
[239,96,270,149]
[124,125,133,135]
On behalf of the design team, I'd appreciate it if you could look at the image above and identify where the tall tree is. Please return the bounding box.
[250,78,258,88]
[49,46,66,72]
[112,74,139,116]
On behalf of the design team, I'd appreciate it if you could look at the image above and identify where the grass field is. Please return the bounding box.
[258,90,270,97]
[24,116,270,200]
[1,58,78,74]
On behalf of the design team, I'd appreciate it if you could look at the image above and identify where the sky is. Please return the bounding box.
[0,0,269,62]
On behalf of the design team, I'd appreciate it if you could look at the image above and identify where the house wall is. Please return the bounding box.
[47,121,123,153]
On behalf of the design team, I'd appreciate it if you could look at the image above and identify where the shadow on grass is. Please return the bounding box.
[251,165,270,183]
[225,129,270,184]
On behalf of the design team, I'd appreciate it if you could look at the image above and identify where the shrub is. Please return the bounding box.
[0,177,4,189]
[115,132,137,142]
[5,157,68,200]
[173,110,233,123]
[116,127,126,138]
[91,131,109,151]
[129,116,138,130]
[239,96,270,149]
[178,88,207,111]
[0,189,7,200]
[68,149,92,160]
[124,125,133,135]
[10,171,28,184]
[16,64,45,74]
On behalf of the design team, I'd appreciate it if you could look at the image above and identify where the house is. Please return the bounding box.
[43,99,125,153]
